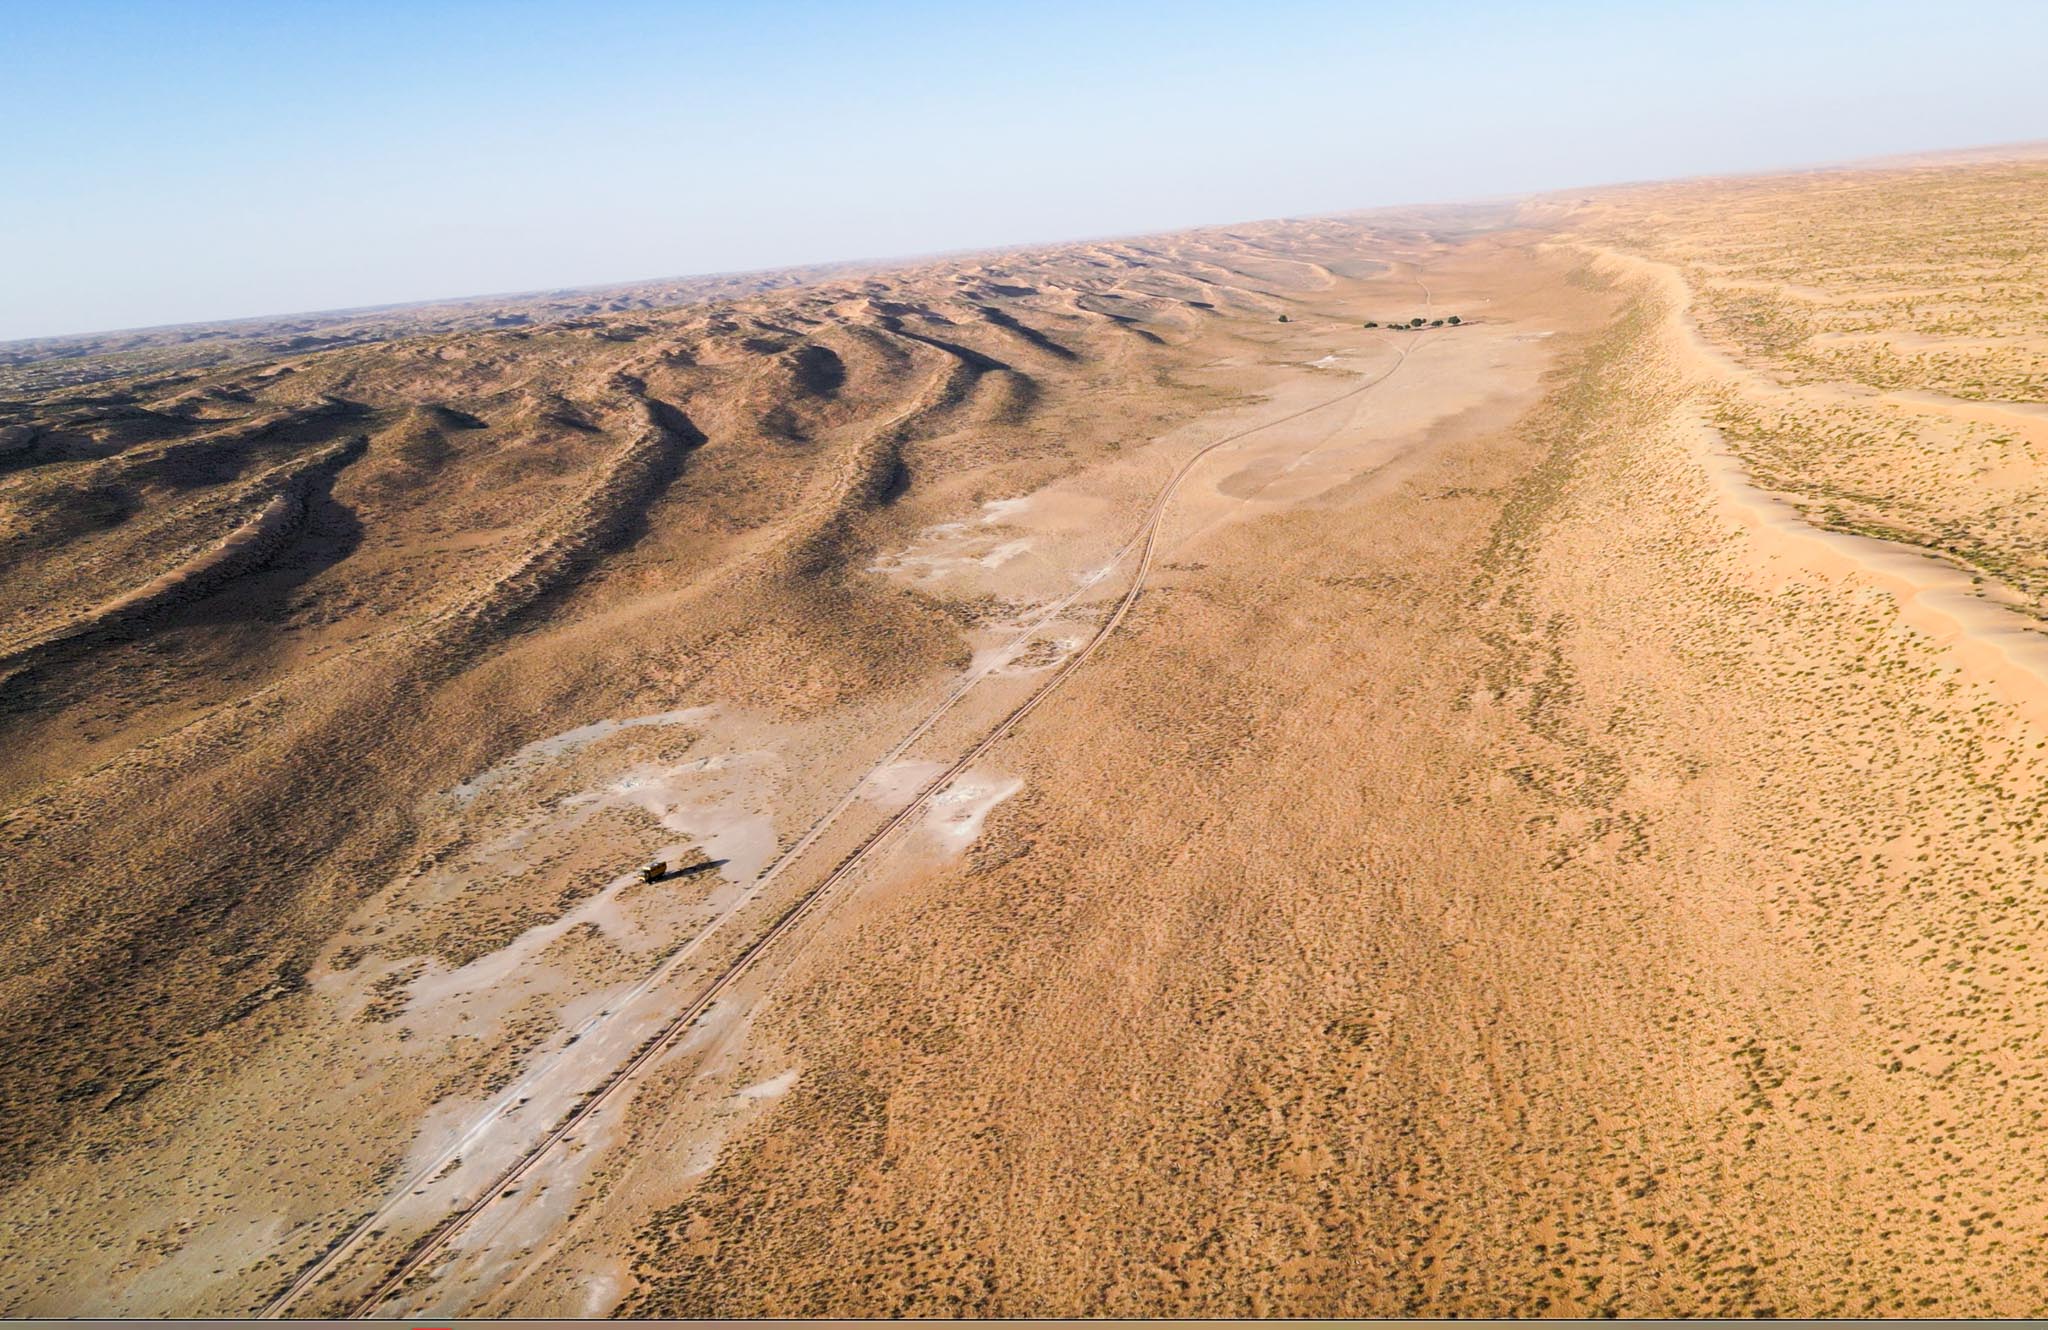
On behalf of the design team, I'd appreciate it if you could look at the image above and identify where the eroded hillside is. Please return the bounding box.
[0,214,1464,1313]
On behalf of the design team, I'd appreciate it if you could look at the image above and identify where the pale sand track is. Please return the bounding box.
[16,154,2048,1319]
[5,215,1469,1316]
[301,307,1426,1320]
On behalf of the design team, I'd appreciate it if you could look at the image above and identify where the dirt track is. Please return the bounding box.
[2,206,1482,1316]
[285,323,1430,1320]
[13,151,2048,1318]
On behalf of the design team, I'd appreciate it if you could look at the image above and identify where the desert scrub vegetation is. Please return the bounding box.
[1709,395,2048,610]
[1466,288,1678,819]
[1581,160,2048,403]
[1460,217,2048,1310]
[1578,158,2048,629]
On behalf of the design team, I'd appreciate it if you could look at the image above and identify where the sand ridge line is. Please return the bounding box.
[1601,245,2048,730]
[256,380,973,1319]
[274,500,1137,1316]
[0,216,1445,1317]
[327,319,1430,1320]
[256,331,1080,1313]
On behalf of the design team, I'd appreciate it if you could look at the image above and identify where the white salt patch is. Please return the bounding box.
[449,706,715,803]
[861,759,951,810]
[926,772,1023,851]
[423,1085,632,1307]
[867,500,1045,583]
[605,755,780,884]
[969,632,1082,678]
[977,538,1033,568]
[406,870,637,1014]
[737,1068,800,1101]
[1021,634,1083,672]
[580,1271,626,1318]
[968,640,1020,676]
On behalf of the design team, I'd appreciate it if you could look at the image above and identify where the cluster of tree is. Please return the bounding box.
[1280,313,1470,328]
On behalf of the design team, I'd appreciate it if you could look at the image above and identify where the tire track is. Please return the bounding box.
[266,333,1416,1320]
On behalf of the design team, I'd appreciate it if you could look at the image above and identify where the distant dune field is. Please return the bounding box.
[5,149,2048,1316]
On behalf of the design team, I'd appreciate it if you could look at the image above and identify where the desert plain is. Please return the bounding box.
[3,146,2048,1316]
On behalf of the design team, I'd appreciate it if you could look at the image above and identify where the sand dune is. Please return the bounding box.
[6,152,2048,1317]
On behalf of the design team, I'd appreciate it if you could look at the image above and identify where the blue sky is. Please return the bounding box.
[3,0,2043,341]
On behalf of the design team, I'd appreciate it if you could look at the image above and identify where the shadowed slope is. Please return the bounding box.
[0,219,1388,1211]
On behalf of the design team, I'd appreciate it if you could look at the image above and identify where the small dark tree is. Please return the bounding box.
[1448,314,1462,325]
[1363,320,1378,328]
[1430,318,1444,327]
[1410,317,1425,327]
[1277,314,1290,323]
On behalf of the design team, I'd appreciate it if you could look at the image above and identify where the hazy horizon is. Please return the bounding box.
[5,0,2045,343]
